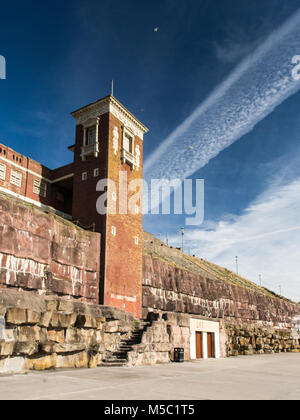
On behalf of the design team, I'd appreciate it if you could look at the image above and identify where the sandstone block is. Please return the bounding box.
[6,308,27,325]
[0,357,26,374]
[56,351,88,369]
[50,312,77,328]
[57,300,74,313]
[17,326,46,343]
[47,329,65,343]
[0,341,14,356]
[26,310,41,324]
[89,353,101,368]
[26,354,58,371]
[3,329,16,342]
[14,341,38,356]
[42,342,86,354]
[39,311,52,328]
[45,299,58,312]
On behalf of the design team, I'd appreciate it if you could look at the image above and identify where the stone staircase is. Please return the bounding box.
[100,321,150,367]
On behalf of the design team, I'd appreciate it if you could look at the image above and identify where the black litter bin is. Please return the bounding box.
[174,348,184,362]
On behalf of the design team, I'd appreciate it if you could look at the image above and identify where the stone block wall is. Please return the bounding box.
[0,192,100,303]
[226,323,300,357]
[127,320,172,366]
[0,289,137,374]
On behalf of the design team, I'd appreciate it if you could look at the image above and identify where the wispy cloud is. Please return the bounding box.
[175,177,300,302]
[145,8,300,183]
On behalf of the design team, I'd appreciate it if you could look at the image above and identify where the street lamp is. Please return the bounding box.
[181,227,185,253]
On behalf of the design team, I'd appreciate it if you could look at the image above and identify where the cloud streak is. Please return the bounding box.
[144,8,300,182]
[176,177,300,302]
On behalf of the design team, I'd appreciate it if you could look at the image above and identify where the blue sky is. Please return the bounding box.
[1,0,300,300]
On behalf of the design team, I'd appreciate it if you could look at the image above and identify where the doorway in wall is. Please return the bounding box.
[207,332,215,358]
[196,332,202,359]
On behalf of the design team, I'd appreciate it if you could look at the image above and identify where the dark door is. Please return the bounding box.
[196,332,202,359]
[207,333,215,358]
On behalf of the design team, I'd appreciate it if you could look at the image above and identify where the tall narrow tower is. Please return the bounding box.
[71,95,148,318]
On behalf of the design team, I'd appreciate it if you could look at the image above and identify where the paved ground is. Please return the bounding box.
[0,353,299,400]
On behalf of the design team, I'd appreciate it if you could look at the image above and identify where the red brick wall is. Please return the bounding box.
[0,143,73,215]
[71,112,143,318]
[0,192,100,303]
[104,113,143,318]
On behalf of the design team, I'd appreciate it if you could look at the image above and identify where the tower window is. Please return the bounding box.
[134,236,139,245]
[123,133,133,154]
[82,172,88,181]
[33,179,47,198]
[112,226,116,236]
[94,168,99,177]
[87,126,96,145]
[0,163,6,180]
[10,169,22,187]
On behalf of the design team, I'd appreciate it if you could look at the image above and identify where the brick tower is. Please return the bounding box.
[71,95,148,318]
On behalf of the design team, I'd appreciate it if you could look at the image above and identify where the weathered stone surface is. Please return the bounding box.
[41,342,86,354]
[17,326,47,343]
[0,357,26,374]
[14,341,38,356]
[56,351,88,369]
[76,315,105,329]
[26,354,58,371]
[47,329,65,343]
[142,234,300,327]
[0,193,100,304]
[27,310,41,324]
[57,300,74,313]
[226,324,300,356]
[0,342,14,356]
[6,308,27,325]
[50,312,77,328]
[39,311,53,328]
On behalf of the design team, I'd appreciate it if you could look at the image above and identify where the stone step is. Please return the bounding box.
[100,362,127,367]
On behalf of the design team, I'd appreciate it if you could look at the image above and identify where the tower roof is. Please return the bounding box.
[71,95,149,140]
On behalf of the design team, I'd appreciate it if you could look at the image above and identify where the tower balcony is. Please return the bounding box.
[121,148,136,169]
[80,142,99,161]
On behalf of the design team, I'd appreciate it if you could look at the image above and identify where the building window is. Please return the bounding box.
[10,169,22,187]
[123,132,133,154]
[135,205,139,214]
[0,163,6,180]
[82,172,87,181]
[87,126,96,145]
[112,192,117,202]
[33,179,47,198]
[134,236,139,245]
[94,168,99,177]
[112,226,116,236]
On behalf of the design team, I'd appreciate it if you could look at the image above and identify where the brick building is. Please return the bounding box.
[0,94,148,318]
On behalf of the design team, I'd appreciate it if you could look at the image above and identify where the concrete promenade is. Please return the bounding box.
[0,353,299,400]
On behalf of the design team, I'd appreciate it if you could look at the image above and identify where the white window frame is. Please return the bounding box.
[122,127,134,154]
[10,169,22,187]
[82,172,88,181]
[134,236,139,245]
[94,168,99,177]
[83,118,100,147]
[33,179,47,198]
[112,226,116,236]
[0,163,6,181]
